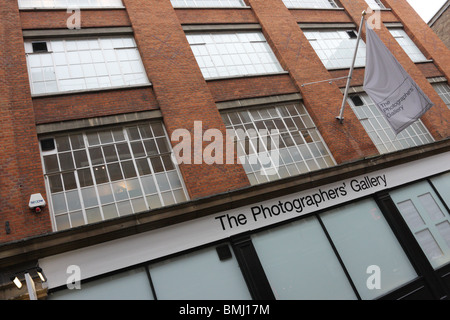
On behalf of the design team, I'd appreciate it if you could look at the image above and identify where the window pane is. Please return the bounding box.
[20,0,124,8]
[93,165,109,184]
[78,168,94,187]
[62,172,77,190]
[252,217,357,299]
[48,267,154,300]
[149,245,251,299]
[44,155,59,173]
[282,0,338,8]
[430,172,450,209]
[320,199,417,299]
[170,0,246,7]
[48,175,64,193]
[81,187,98,208]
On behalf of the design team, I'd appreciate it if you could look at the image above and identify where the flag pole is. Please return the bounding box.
[336,11,366,124]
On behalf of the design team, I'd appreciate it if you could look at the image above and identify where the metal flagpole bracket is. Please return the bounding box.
[336,10,366,124]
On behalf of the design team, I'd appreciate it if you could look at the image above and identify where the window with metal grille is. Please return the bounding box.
[25,36,149,95]
[171,0,246,7]
[40,122,188,231]
[388,28,428,63]
[304,29,367,69]
[221,103,335,185]
[432,82,450,109]
[186,31,284,79]
[282,0,338,9]
[348,93,434,154]
[364,0,386,9]
[18,0,123,8]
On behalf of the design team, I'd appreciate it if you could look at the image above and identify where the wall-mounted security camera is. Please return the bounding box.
[29,193,46,213]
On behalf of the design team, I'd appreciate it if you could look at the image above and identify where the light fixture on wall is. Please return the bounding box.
[10,276,23,289]
[36,267,47,282]
[9,266,47,300]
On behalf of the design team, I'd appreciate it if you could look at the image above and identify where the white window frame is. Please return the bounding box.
[432,82,450,109]
[388,28,428,63]
[40,122,189,231]
[364,0,386,10]
[25,36,150,96]
[348,93,434,154]
[282,0,339,9]
[222,103,336,185]
[18,0,124,9]
[304,29,367,69]
[170,0,246,8]
[187,31,284,80]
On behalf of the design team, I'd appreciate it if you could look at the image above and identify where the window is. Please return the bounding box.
[364,0,386,9]
[388,29,427,63]
[25,36,149,95]
[18,0,123,9]
[252,216,357,299]
[304,29,366,69]
[348,93,434,154]
[320,199,417,299]
[32,42,48,53]
[48,268,154,300]
[432,83,450,109]
[148,245,252,299]
[40,122,188,231]
[186,31,284,79]
[283,0,338,9]
[390,179,450,269]
[252,199,417,299]
[222,103,335,185]
[49,243,251,300]
[171,0,246,7]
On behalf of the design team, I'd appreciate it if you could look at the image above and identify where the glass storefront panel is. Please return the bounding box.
[252,216,357,300]
[321,199,418,299]
[48,267,154,300]
[391,180,450,269]
[430,172,450,209]
[148,245,251,300]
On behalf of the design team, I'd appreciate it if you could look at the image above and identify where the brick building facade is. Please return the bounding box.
[0,0,449,300]
[429,0,450,49]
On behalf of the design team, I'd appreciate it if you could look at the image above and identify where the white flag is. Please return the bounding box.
[363,22,433,135]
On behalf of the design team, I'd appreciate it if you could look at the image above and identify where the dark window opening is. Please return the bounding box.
[351,95,364,107]
[32,42,48,53]
[346,30,358,39]
[40,138,55,151]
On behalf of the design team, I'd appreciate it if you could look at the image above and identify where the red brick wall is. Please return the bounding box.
[175,8,258,25]
[123,0,250,199]
[20,9,131,29]
[33,87,158,124]
[0,0,52,242]
[208,74,298,102]
[289,8,353,23]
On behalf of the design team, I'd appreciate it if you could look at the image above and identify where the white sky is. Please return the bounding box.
[406,0,447,23]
